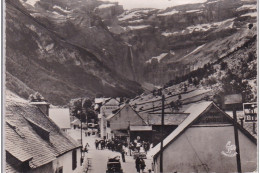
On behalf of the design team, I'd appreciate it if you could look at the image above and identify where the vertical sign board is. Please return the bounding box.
[243,103,257,122]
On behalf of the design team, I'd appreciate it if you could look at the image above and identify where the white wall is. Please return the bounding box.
[52,148,82,173]
[100,105,119,138]
[154,126,257,173]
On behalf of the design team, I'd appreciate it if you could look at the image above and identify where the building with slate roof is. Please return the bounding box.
[5,90,82,173]
[150,101,257,173]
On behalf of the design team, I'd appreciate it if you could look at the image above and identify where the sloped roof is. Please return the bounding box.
[106,113,115,120]
[226,111,257,138]
[150,101,257,157]
[150,102,213,157]
[147,113,189,125]
[49,108,71,129]
[71,118,81,125]
[106,104,147,125]
[5,92,81,171]
[95,98,110,104]
[103,98,120,106]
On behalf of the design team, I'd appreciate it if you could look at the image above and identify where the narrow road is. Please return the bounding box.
[68,129,153,173]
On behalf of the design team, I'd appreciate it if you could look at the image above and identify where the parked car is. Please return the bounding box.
[106,156,123,173]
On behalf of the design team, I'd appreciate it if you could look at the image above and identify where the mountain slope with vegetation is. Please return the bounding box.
[5,0,143,105]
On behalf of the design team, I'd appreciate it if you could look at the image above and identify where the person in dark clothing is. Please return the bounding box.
[95,140,99,150]
[121,150,125,162]
[140,158,146,173]
[135,156,141,173]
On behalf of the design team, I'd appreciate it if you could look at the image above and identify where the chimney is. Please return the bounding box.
[30,101,50,116]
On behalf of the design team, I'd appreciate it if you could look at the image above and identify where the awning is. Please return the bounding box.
[130,126,152,131]
[112,130,128,137]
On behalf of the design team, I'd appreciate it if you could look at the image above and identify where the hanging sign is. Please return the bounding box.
[224,94,242,105]
[243,103,257,122]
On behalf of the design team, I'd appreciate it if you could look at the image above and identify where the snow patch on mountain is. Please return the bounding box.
[98,0,207,10]
[241,12,257,17]
[186,18,235,33]
[236,4,256,11]
[162,31,179,37]
[97,4,116,9]
[128,19,144,23]
[53,5,70,13]
[146,53,168,63]
[184,44,205,58]
[127,25,150,30]
[25,0,40,7]
[118,9,153,21]
[157,9,179,16]
[186,9,202,13]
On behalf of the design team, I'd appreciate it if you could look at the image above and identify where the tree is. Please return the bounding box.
[220,62,228,70]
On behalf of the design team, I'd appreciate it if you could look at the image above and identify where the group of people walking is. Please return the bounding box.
[94,137,151,172]
[129,140,151,154]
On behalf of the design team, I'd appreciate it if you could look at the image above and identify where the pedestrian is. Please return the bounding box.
[84,143,89,153]
[111,141,115,151]
[135,156,141,173]
[95,140,99,150]
[121,150,125,162]
[136,142,141,152]
[140,158,146,173]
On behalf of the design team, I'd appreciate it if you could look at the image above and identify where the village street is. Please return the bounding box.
[67,129,153,173]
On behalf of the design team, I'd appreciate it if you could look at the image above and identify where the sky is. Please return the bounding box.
[98,0,208,10]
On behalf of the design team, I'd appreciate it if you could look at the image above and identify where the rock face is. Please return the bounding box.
[5,0,257,105]
[102,0,257,85]
[5,0,143,105]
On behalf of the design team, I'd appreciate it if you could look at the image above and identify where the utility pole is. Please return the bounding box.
[160,94,165,173]
[224,94,242,173]
[80,98,84,165]
[233,106,242,173]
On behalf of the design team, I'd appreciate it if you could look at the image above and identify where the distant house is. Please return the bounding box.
[71,118,81,129]
[94,97,110,111]
[49,108,71,131]
[150,101,257,173]
[5,92,82,173]
[106,103,147,140]
[99,98,120,139]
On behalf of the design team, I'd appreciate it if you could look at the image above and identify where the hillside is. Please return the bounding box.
[5,0,257,105]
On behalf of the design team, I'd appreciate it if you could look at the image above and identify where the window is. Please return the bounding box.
[72,149,77,170]
[56,167,63,173]
[107,121,110,128]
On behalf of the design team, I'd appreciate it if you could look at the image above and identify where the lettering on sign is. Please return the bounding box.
[243,103,257,122]
[194,108,230,125]
[221,141,237,157]
[102,106,118,110]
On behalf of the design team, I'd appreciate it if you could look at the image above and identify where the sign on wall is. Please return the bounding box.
[243,103,257,122]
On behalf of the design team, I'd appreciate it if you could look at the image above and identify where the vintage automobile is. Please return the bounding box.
[106,156,123,173]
